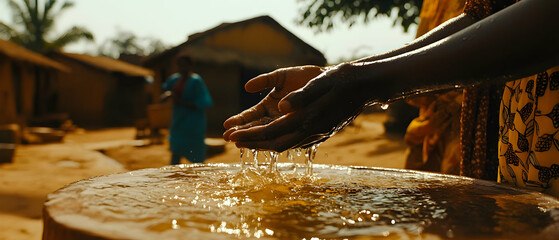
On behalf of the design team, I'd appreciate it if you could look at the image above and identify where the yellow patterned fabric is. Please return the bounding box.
[404,0,465,175]
[416,0,466,37]
[461,0,559,198]
[499,68,559,197]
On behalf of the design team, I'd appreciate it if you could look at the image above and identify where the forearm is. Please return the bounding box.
[354,0,559,101]
[301,16,474,73]
[351,14,476,63]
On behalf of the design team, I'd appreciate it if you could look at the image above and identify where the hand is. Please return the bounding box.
[223,65,326,140]
[160,91,172,103]
[226,63,376,152]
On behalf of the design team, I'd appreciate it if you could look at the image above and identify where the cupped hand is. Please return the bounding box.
[227,63,376,152]
[223,65,326,141]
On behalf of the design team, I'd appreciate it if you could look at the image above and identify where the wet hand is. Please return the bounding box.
[223,65,326,141]
[227,63,374,152]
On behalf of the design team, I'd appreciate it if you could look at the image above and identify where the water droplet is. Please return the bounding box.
[265,228,274,235]
[172,219,179,229]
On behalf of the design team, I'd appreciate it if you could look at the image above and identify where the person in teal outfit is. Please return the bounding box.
[162,54,213,165]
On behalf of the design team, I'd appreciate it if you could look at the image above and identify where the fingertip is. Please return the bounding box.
[245,83,259,93]
[223,120,233,129]
[223,116,240,129]
[244,81,258,93]
[222,128,235,141]
[278,100,292,113]
[228,131,240,141]
[245,74,268,93]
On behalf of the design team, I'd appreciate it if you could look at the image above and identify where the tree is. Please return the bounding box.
[297,0,423,33]
[98,31,143,59]
[98,30,167,59]
[0,0,93,53]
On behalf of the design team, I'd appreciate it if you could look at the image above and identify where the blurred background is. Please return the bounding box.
[0,0,421,142]
[0,1,424,239]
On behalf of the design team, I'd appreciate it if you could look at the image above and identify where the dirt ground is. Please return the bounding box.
[0,112,407,240]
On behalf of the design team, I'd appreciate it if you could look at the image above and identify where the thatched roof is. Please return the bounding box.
[0,38,67,71]
[53,52,153,77]
[143,15,326,68]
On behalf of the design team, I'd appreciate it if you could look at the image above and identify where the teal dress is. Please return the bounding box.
[162,73,213,163]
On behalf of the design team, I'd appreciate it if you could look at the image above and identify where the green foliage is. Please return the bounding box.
[297,0,423,33]
[97,30,167,59]
[0,0,94,53]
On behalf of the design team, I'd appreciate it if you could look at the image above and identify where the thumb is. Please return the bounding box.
[278,78,330,113]
[245,73,272,93]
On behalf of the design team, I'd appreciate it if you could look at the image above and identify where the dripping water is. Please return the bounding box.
[304,144,319,175]
[239,148,245,170]
[236,144,321,182]
[268,151,278,173]
[251,149,258,167]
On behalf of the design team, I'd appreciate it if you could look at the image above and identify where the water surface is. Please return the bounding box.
[45,164,559,239]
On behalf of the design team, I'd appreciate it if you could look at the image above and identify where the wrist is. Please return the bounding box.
[345,61,400,104]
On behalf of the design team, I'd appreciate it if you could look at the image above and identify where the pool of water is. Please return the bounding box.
[45,163,559,239]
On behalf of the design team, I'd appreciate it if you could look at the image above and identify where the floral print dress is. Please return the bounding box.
[462,0,559,197]
[499,68,559,197]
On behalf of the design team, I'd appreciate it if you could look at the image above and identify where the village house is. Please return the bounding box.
[143,15,327,137]
[49,52,154,127]
[0,39,69,161]
[0,39,68,126]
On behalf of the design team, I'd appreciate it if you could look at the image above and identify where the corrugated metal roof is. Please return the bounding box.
[0,38,67,71]
[55,52,153,77]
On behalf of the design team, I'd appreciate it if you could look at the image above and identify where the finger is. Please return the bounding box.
[234,130,307,152]
[228,110,316,151]
[228,113,300,142]
[233,109,330,151]
[223,115,244,129]
[222,127,236,142]
[245,70,282,93]
[223,106,265,129]
[223,117,273,141]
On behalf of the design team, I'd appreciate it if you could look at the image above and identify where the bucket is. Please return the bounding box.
[43,164,559,240]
